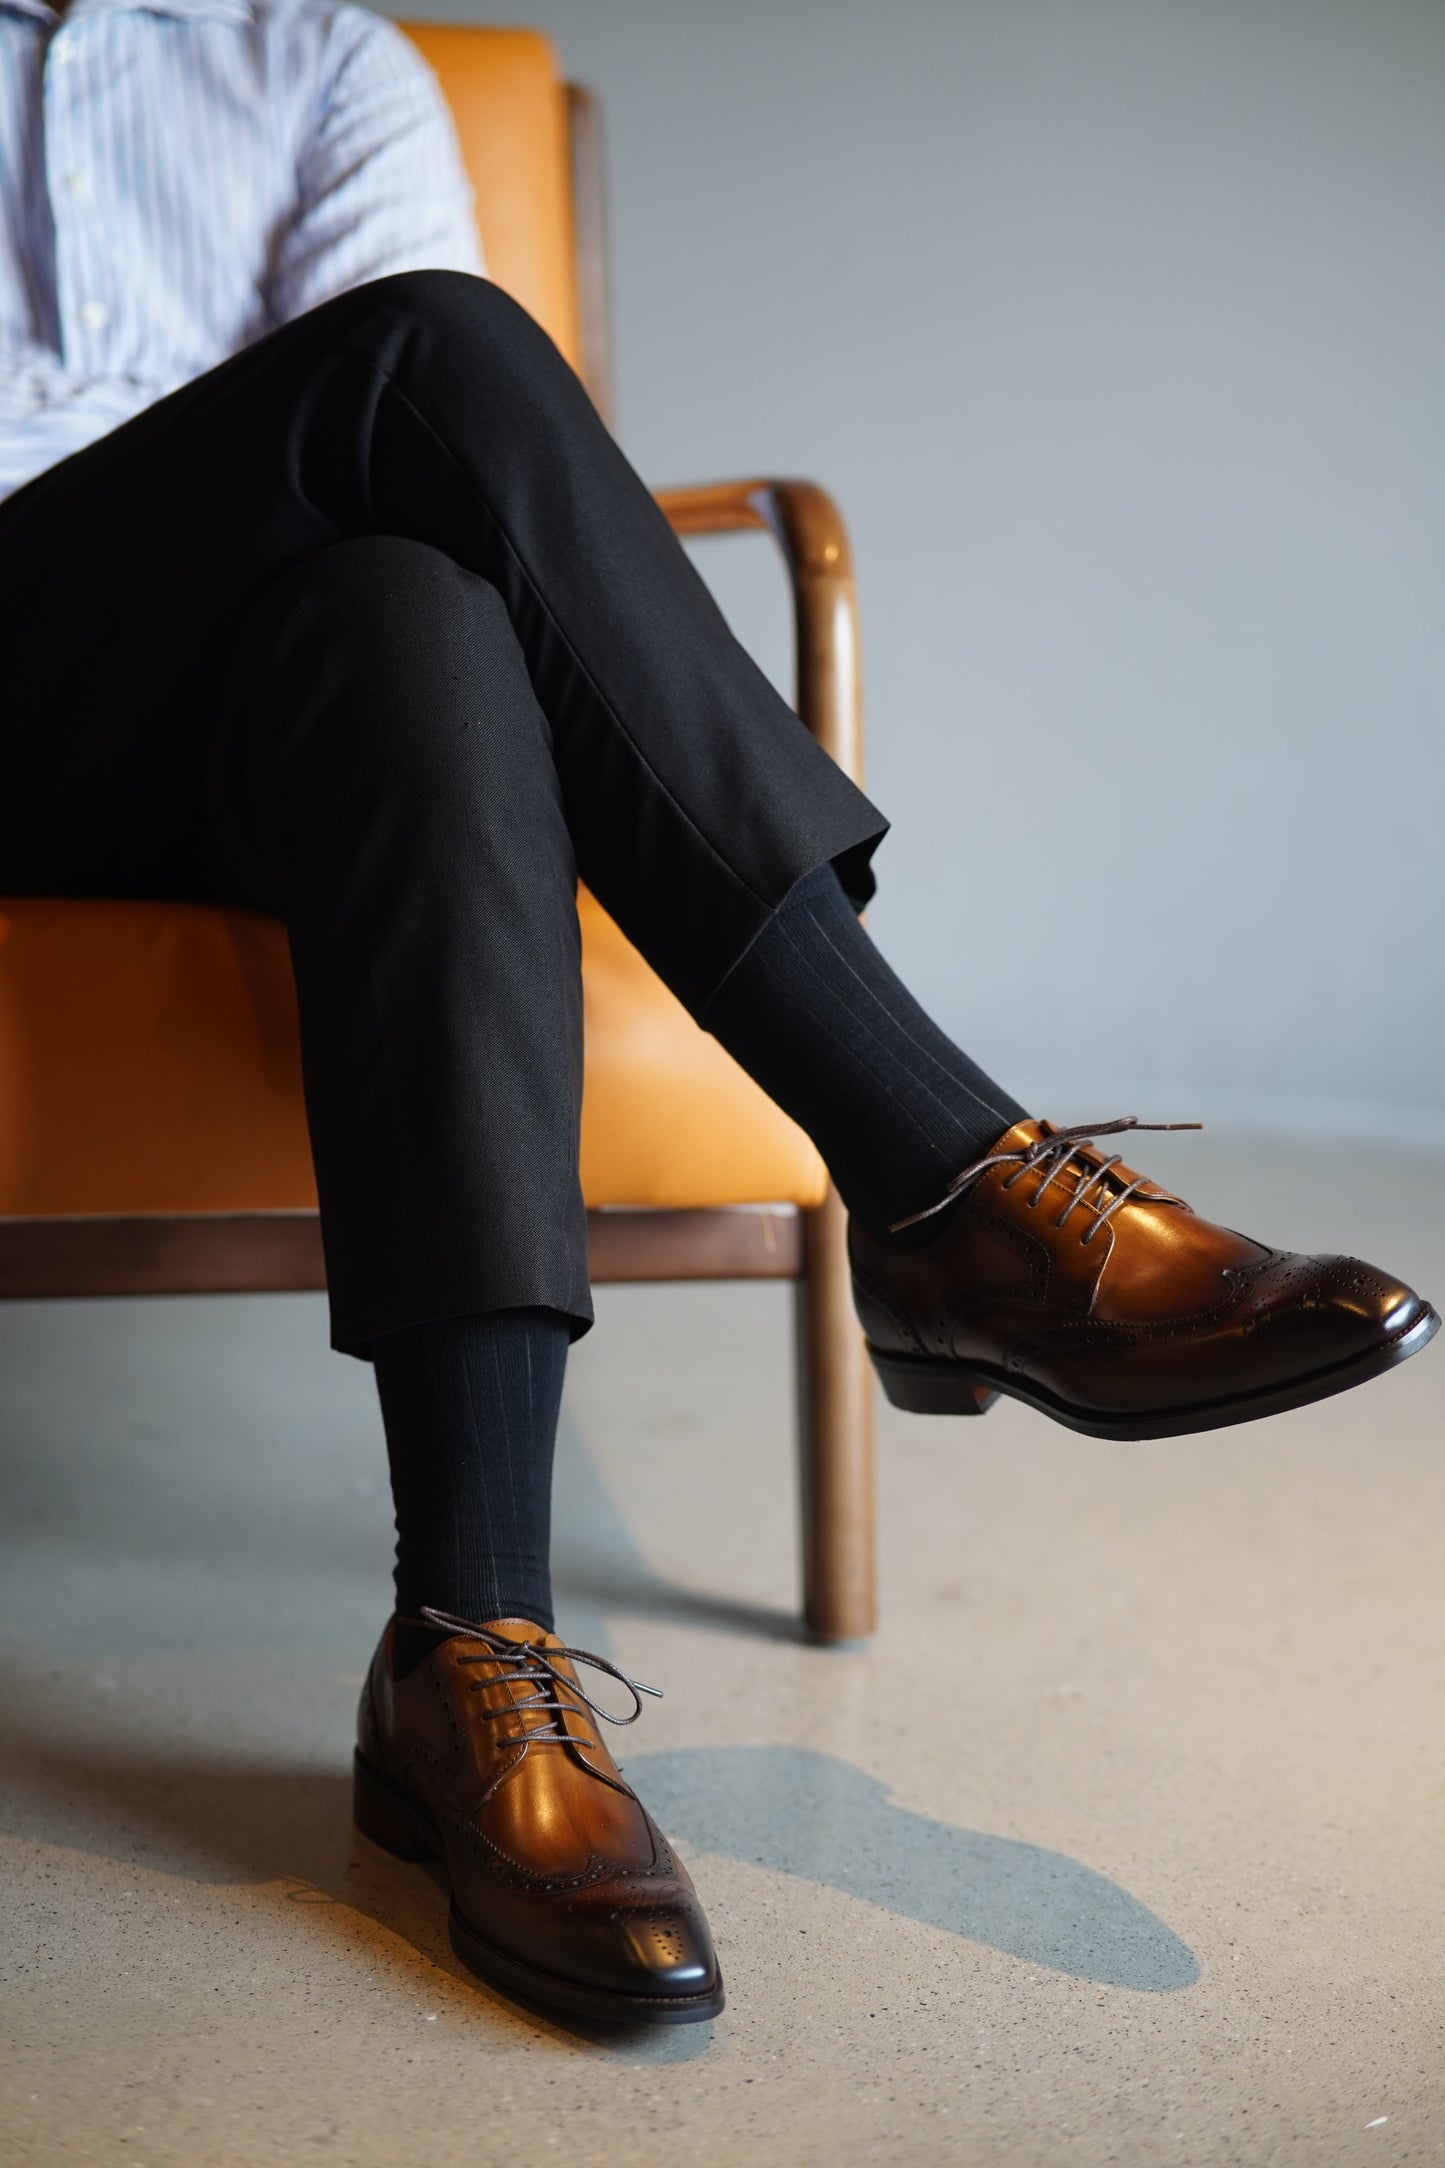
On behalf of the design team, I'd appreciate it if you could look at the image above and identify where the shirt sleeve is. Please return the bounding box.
[266,10,485,326]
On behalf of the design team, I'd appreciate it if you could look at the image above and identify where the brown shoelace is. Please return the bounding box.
[420,1604,661,1748]
[888,1116,1202,1242]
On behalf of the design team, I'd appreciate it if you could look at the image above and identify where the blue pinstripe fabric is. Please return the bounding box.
[0,0,484,500]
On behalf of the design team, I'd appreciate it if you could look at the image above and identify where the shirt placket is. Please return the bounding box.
[43,17,109,372]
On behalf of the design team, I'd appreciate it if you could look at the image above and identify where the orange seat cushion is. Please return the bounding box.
[0,896,826,1217]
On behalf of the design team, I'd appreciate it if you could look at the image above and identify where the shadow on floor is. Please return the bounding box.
[628,1744,1199,1992]
[0,1728,711,2060]
[0,1678,1197,1996]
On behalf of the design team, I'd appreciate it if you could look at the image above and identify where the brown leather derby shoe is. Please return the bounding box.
[850,1117,1439,1440]
[354,1610,723,2025]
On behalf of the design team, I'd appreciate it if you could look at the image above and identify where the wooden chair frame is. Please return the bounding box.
[0,84,876,1643]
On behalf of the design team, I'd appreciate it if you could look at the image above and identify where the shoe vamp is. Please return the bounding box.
[472,1743,661,1881]
[1090,1201,1270,1322]
[1023,1252,1406,1415]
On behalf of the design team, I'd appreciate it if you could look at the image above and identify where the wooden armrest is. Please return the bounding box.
[655,478,864,785]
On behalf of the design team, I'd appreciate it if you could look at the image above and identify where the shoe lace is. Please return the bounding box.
[419,1604,662,1747]
[888,1116,1202,1244]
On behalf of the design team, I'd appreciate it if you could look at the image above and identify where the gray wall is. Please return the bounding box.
[398,0,1445,1136]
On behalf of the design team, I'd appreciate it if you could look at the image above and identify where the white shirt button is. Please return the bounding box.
[77,299,110,330]
[50,39,75,65]
[61,172,91,197]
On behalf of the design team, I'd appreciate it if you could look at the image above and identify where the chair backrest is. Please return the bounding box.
[402,26,584,379]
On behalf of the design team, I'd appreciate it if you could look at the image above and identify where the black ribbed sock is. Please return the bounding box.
[705,862,1028,1239]
[371,1306,568,1673]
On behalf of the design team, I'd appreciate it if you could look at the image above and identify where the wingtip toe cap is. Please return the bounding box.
[1281,1253,1434,1344]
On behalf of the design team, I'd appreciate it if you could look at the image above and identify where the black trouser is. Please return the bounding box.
[0,272,886,1349]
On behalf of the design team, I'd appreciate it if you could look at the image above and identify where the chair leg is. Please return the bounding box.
[795,1185,876,1642]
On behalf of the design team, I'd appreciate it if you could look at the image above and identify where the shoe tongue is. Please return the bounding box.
[977,1119,1115,1212]
[996,1116,1049,1154]
[472,1615,561,1650]
[464,1620,606,1756]
[1025,1120,1183,1211]
[1031,1118,1128,1194]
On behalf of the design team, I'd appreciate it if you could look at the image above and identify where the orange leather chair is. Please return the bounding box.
[0,29,875,1641]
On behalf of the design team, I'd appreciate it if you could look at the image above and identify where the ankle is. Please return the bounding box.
[391,1614,455,1680]
[871,1191,968,1248]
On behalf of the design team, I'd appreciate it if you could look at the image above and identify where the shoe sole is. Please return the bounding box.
[352,1749,725,2026]
[869,1303,1441,1441]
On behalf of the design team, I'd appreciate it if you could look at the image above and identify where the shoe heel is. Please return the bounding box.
[869,1349,1000,1417]
[353,1749,435,1862]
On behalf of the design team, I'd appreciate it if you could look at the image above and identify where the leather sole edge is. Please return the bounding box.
[869,1303,1441,1441]
[352,1749,725,2027]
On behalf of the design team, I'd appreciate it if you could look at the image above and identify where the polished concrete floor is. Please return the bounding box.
[2,1132,1443,2167]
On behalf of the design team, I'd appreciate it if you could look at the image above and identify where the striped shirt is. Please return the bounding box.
[0,0,484,501]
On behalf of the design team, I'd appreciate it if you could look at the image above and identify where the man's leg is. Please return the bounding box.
[113,527,722,2018]
[374,1307,567,1647]
[216,536,582,1645]
[219,542,722,2021]
[220,534,594,1345]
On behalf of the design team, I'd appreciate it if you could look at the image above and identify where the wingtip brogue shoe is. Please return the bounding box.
[850,1117,1439,1441]
[354,1611,723,2025]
